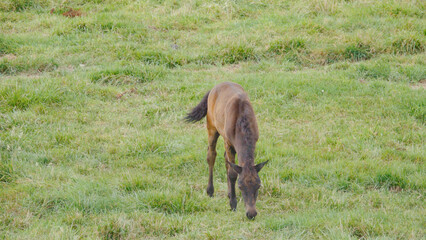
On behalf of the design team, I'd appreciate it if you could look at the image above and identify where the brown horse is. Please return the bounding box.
[185,82,268,219]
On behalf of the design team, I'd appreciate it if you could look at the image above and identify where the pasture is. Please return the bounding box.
[0,0,425,239]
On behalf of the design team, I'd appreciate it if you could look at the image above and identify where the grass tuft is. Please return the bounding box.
[403,97,425,124]
[355,61,391,80]
[0,158,15,183]
[372,172,407,190]
[143,190,208,214]
[268,38,306,55]
[0,57,58,75]
[90,65,166,85]
[0,81,64,112]
[0,0,424,238]
[0,0,49,12]
[344,43,374,61]
[213,45,258,65]
[348,219,381,239]
[99,218,128,240]
[124,50,185,68]
[391,37,424,55]
[36,156,52,165]
[0,35,17,55]
[121,176,158,192]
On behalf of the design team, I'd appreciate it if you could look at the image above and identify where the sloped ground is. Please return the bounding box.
[0,0,425,239]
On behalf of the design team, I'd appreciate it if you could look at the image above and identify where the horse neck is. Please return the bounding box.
[234,137,256,167]
[237,149,255,167]
[234,100,258,167]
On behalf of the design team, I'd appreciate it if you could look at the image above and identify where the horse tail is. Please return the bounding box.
[185,91,210,122]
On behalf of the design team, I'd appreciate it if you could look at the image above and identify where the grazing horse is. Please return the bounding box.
[185,82,268,219]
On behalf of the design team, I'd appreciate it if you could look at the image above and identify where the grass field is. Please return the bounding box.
[0,0,425,239]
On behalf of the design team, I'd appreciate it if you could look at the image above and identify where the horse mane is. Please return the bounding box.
[236,100,257,162]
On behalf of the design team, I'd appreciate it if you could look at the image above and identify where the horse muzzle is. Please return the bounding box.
[246,209,257,220]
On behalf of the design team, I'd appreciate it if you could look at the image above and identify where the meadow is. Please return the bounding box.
[0,0,425,239]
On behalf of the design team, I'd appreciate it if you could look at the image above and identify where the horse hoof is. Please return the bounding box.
[206,187,214,197]
[230,198,237,210]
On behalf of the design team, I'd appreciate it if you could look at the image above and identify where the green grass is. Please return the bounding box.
[0,0,425,239]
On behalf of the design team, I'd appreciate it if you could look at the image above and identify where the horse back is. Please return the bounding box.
[207,82,258,145]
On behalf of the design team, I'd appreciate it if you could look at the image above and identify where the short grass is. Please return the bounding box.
[1,0,425,239]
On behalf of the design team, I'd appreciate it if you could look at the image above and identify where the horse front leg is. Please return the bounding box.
[225,143,238,210]
[206,130,219,197]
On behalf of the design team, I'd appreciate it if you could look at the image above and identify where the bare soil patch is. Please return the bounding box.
[410,79,426,90]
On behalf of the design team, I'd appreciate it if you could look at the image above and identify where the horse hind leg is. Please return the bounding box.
[206,130,219,197]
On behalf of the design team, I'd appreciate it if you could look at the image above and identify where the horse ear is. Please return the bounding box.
[255,160,269,173]
[226,160,242,174]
